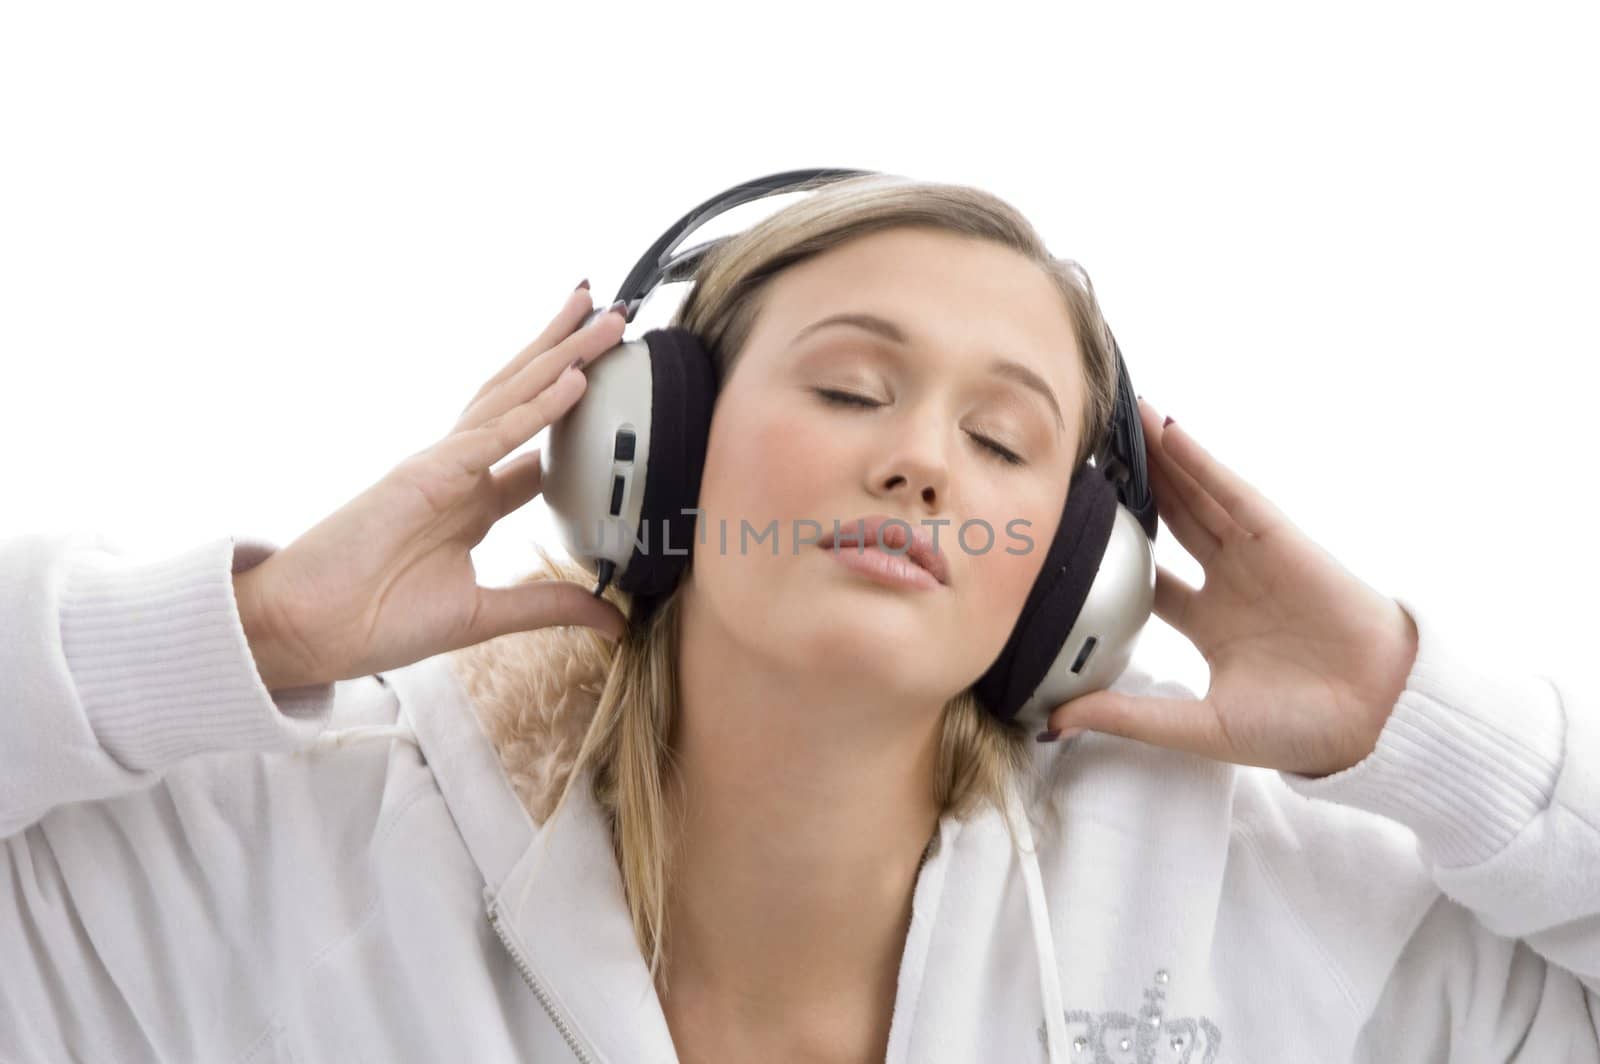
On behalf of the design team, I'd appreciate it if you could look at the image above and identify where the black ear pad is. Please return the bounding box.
[971,462,1120,724]
[615,327,718,613]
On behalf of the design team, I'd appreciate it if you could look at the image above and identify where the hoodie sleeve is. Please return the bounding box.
[0,530,426,1062]
[0,530,337,839]
[1276,593,1600,1058]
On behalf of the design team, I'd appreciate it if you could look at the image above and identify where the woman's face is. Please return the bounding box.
[685,225,1086,707]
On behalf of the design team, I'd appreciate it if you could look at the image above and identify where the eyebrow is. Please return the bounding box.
[790,311,1065,433]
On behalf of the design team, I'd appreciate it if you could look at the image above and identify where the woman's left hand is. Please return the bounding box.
[1043,397,1419,779]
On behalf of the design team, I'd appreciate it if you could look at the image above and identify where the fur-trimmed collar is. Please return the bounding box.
[443,622,610,827]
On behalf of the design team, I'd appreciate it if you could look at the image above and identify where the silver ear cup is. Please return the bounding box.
[1011,503,1157,732]
[540,337,656,584]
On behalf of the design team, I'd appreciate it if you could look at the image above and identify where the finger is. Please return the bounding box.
[1152,561,1197,630]
[465,287,594,410]
[443,363,589,475]
[1159,416,1287,539]
[466,307,623,431]
[453,308,624,436]
[491,447,545,519]
[1139,398,1236,551]
[1044,689,1226,762]
[1146,442,1222,561]
[468,575,628,646]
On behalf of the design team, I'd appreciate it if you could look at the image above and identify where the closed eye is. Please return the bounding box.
[814,387,880,410]
[812,388,1026,466]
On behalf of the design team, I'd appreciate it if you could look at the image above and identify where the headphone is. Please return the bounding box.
[539,168,1159,734]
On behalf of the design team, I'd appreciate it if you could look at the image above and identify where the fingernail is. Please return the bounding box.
[1035,728,1061,743]
[1163,416,1174,427]
[575,278,590,292]
[568,356,584,371]
[607,299,627,319]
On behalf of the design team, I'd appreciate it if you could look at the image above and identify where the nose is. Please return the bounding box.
[868,409,951,511]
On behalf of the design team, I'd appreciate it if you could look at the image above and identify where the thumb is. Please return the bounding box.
[1043,689,1222,760]
[470,579,628,646]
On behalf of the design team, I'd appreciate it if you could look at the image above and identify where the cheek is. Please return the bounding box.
[698,399,842,526]
[953,491,1062,655]
[688,399,883,672]
[690,399,835,610]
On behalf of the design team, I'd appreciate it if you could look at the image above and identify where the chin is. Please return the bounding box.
[794,604,951,676]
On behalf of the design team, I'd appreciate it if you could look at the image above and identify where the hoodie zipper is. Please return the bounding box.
[486,898,597,1064]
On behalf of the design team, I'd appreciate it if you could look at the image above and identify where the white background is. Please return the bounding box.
[3,2,1594,698]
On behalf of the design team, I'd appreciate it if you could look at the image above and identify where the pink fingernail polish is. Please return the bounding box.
[1163,416,1174,427]
[574,278,590,292]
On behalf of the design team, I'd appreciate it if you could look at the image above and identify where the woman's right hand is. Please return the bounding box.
[235,287,631,690]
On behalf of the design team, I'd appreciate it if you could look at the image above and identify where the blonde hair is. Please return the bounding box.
[456,173,1122,994]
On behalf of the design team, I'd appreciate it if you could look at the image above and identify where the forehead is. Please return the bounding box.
[743,228,1083,397]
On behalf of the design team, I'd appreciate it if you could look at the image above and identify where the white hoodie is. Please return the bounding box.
[1,529,1597,1063]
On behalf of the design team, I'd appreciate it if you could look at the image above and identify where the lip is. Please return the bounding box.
[814,513,951,587]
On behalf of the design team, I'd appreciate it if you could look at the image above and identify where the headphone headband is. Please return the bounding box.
[614,168,880,309]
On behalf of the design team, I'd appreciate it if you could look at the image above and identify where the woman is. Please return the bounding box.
[3,176,1595,1063]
